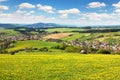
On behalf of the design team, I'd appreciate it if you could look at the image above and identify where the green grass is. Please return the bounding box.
[62,33,89,41]
[8,40,58,51]
[54,30,120,42]
[0,28,22,36]
[46,28,84,32]
[77,32,120,43]
[0,53,120,80]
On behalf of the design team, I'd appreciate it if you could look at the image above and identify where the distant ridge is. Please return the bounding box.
[0,22,65,28]
[25,22,64,28]
[0,23,21,28]
[0,22,120,28]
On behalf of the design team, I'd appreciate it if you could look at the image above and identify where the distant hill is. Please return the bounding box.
[0,23,120,28]
[25,22,65,28]
[0,22,65,28]
[0,23,22,28]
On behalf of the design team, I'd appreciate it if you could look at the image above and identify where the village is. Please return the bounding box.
[63,39,120,52]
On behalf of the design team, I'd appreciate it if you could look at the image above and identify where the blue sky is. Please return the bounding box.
[0,0,120,25]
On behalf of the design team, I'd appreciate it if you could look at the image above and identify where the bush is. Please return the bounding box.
[18,49,25,51]
[97,49,111,54]
[39,47,49,52]
[0,50,8,54]
[90,48,99,53]
[51,45,60,49]
[51,43,68,50]
[32,47,38,50]
[59,43,68,50]
[10,51,16,55]
[65,46,81,53]
[24,47,38,52]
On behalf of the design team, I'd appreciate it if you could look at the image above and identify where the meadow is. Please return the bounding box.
[46,28,85,32]
[62,31,120,42]
[46,28,120,43]
[0,27,120,80]
[0,53,120,80]
[7,40,58,51]
[43,33,72,39]
[0,28,22,36]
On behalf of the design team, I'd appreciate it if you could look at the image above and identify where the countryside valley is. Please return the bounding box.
[1,0,120,79]
[0,23,120,80]
[0,23,120,54]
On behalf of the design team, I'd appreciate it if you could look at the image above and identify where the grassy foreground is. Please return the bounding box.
[0,53,120,80]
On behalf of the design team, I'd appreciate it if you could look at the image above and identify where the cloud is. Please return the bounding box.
[16,10,26,14]
[112,1,120,15]
[37,4,55,13]
[112,1,120,9]
[1,11,120,26]
[19,3,35,9]
[16,10,34,16]
[0,12,56,24]
[82,13,114,21]
[0,0,8,2]
[0,2,120,25]
[58,8,80,14]
[24,11,34,16]
[60,14,68,18]
[0,5,9,10]
[114,9,120,13]
[58,8,80,18]
[87,2,106,8]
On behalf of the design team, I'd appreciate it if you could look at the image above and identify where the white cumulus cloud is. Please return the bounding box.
[16,10,34,16]
[0,5,9,10]
[19,3,35,9]
[112,1,120,8]
[58,8,80,18]
[37,4,55,13]
[58,8,80,14]
[112,1,120,15]
[87,2,106,8]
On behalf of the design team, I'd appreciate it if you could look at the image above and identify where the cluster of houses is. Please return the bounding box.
[63,39,120,52]
[0,35,40,41]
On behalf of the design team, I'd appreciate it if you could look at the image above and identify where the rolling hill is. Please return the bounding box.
[0,22,65,28]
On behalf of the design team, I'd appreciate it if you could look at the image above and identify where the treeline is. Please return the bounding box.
[72,29,120,33]
[0,47,50,55]
[13,28,46,35]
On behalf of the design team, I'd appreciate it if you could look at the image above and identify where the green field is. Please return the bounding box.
[46,28,84,32]
[1,28,120,80]
[0,53,120,80]
[77,32,120,42]
[62,33,89,41]
[0,28,22,36]
[8,40,58,51]
[62,32,120,42]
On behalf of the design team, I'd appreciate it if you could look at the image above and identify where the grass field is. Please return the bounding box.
[0,28,22,36]
[0,53,120,80]
[78,32,120,43]
[46,28,84,32]
[62,33,89,41]
[8,40,58,51]
[43,33,72,39]
[62,32,120,42]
